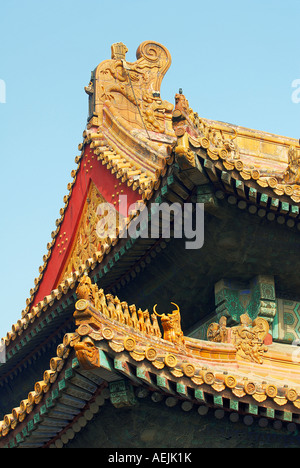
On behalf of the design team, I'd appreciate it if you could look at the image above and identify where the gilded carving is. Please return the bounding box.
[232,387,246,398]
[252,392,267,403]
[76,275,100,307]
[74,338,100,370]
[111,42,128,61]
[207,313,269,364]
[172,90,239,168]
[114,297,125,324]
[106,294,118,320]
[75,276,164,341]
[171,368,184,378]
[70,277,300,418]
[284,145,300,184]
[60,182,120,283]
[87,40,174,138]
[232,315,269,364]
[244,144,300,201]
[293,399,300,409]
[273,396,288,406]
[151,313,162,338]
[191,375,204,386]
[153,302,185,347]
[77,323,102,341]
[152,360,165,370]
[207,316,228,343]
[50,357,64,372]
[121,301,132,326]
[171,90,300,204]
[76,299,89,311]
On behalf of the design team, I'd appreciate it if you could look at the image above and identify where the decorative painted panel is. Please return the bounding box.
[214,276,276,324]
[58,181,121,283]
[274,298,300,343]
[189,275,276,341]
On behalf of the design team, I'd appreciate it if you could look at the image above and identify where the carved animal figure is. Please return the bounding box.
[151,313,162,338]
[284,146,300,184]
[153,302,185,346]
[121,301,132,327]
[106,294,117,321]
[114,297,125,324]
[76,275,93,301]
[208,313,270,364]
[143,309,154,335]
[207,316,228,343]
[137,308,146,333]
[129,305,139,329]
[76,275,99,308]
[97,288,110,318]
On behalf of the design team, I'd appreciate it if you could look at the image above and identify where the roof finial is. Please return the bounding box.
[111,42,128,60]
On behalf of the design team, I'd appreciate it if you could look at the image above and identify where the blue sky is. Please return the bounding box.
[0,0,299,338]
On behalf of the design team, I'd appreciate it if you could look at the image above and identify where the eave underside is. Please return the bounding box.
[2,341,300,449]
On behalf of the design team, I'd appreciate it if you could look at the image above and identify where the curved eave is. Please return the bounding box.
[2,130,172,352]
[2,300,300,448]
[0,160,178,382]
[173,103,300,209]
[0,343,109,448]
[10,95,300,369]
[177,142,300,226]
[5,138,300,379]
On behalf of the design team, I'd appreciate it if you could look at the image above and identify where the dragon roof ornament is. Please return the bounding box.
[84,41,176,176]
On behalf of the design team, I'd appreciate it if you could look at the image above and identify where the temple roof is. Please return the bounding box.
[1,41,300,447]
[1,281,300,447]
[9,41,300,341]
